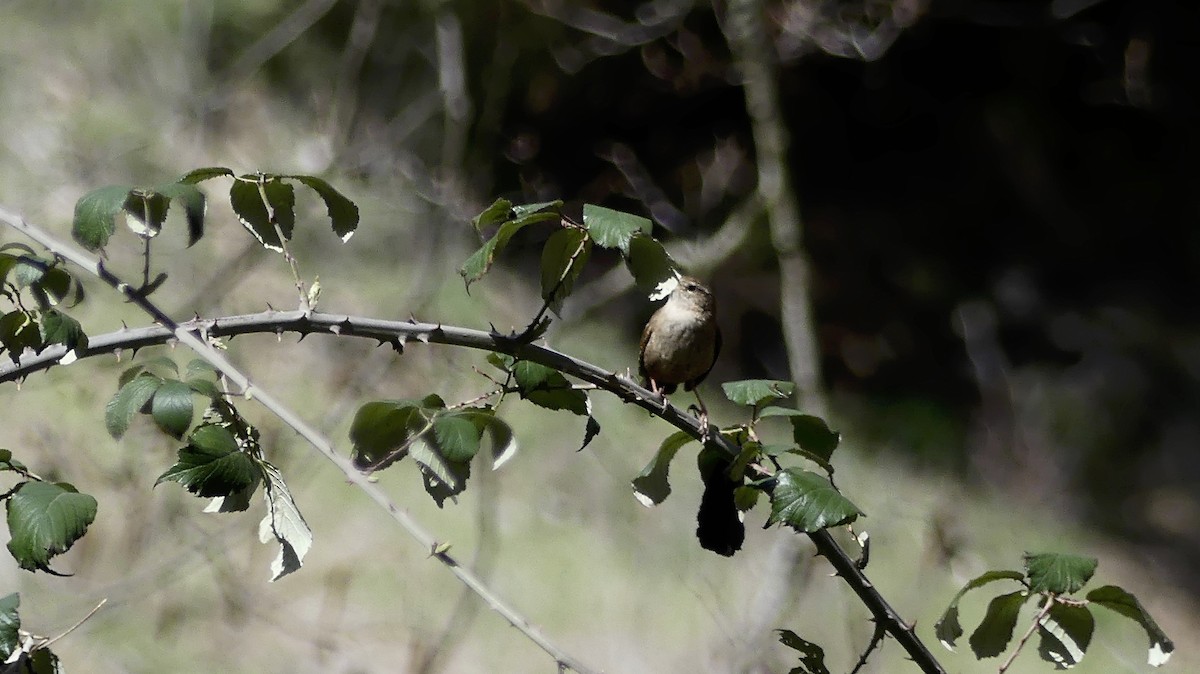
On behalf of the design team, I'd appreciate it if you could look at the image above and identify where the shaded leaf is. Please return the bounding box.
[71,185,131,251]
[512,200,562,218]
[1086,585,1174,666]
[539,227,590,315]
[625,233,676,290]
[0,450,28,474]
[459,210,558,286]
[969,591,1029,659]
[0,311,42,361]
[348,400,425,471]
[155,425,259,498]
[765,468,862,533]
[696,446,744,556]
[230,176,280,251]
[1025,552,1097,595]
[632,430,694,507]
[154,181,207,246]
[410,441,471,507]
[262,178,296,241]
[583,204,651,252]
[290,174,359,242]
[936,569,1026,650]
[777,629,830,674]
[511,360,588,414]
[151,379,195,439]
[121,189,170,239]
[1037,602,1094,668]
[580,415,601,452]
[760,408,840,461]
[5,481,97,572]
[258,460,311,581]
[723,379,795,407]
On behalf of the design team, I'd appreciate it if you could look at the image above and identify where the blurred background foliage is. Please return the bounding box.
[2,0,1199,672]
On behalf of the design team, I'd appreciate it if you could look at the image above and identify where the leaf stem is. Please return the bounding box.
[999,593,1054,674]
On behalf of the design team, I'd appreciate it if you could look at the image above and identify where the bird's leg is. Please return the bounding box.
[689,390,711,443]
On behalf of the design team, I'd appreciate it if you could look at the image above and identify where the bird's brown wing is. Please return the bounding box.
[685,325,721,390]
[638,320,653,384]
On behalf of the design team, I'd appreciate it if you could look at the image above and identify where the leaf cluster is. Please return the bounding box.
[0,593,61,674]
[936,552,1174,668]
[0,244,86,365]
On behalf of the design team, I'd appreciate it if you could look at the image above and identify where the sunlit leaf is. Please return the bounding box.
[72,185,131,251]
[5,481,97,572]
[1024,552,1097,595]
[230,176,280,251]
[583,204,651,252]
[178,166,233,184]
[765,468,862,533]
[104,372,163,439]
[258,460,311,581]
[150,380,195,439]
[0,592,19,661]
[722,379,795,407]
[155,425,259,498]
[760,408,840,461]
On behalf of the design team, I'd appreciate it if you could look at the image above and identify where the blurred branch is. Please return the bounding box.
[206,0,339,110]
[0,206,601,674]
[521,0,695,71]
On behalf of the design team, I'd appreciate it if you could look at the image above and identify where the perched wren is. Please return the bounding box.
[639,276,721,420]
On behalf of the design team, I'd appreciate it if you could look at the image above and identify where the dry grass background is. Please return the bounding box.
[0,2,1196,672]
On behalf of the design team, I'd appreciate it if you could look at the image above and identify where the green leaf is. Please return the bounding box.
[1024,552,1097,595]
[583,204,651,252]
[38,310,88,356]
[0,592,19,660]
[969,591,1030,658]
[539,227,590,315]
[72,185,132,250]
[262,178,296,241]
[625,233,677,290]
[104,372,164,438]
[27,647,61,674]
[1086,585,1174,666]
[458,411,518,469]
[348,401,425,470]
[151,379,195,439]
[154,181,207,246]
[777,629,830,674]
[1037,602,1094,668]
[178,166,233,184]
[472,198,514,230]
[0,449,29,474]
[722,379,795,407]
[289,175,360,242]
[121,189,170,239]
[155,425,259,497]
[230,176,281,251]
[0,310,43,361]
[459,211,558,287]
[580,415,601,452]
[734,485,761,512]
[936,570,1026,650]
[760,408,840,461]
[431,414,482,463]
[512,200,562,218]
[511,360,588,414]
[765,468,862,533]
[696,446,744,556]
[5,481,97,572]
[631,430,694,507]
[258,460,311,581]
[410,441,471,507]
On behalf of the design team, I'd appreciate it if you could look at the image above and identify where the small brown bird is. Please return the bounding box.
[639,276,721,428]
